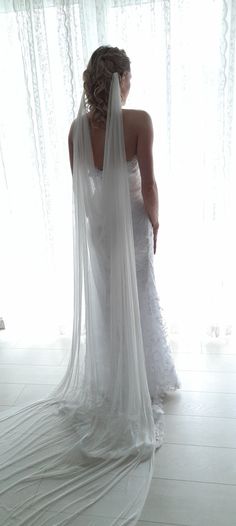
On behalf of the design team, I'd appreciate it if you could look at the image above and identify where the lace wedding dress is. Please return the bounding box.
[94,154,180,414]
[0,73,180,526]
[126,156,180,404]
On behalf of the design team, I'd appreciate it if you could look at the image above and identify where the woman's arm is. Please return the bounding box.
[68,121,75,174]
[136,111,159,252]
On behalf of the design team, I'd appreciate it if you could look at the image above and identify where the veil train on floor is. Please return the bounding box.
[0,73,163,526]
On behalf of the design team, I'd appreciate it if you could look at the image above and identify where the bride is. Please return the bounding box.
[72,45,180,407]
[0,45,180,526]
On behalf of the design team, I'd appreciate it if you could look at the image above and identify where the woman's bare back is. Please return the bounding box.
[68,107,158,234]
[88,109,139,170]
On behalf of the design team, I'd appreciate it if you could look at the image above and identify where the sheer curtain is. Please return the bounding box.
[0,0,235,348]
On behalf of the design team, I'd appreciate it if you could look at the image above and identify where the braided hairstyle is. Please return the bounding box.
[83,46,131,127]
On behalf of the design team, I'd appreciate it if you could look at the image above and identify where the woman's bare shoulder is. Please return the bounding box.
[122,109,152,126]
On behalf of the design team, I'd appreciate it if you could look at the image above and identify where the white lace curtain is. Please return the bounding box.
[0,0,236,347]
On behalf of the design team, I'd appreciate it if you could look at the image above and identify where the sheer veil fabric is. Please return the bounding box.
[0,73,163,525]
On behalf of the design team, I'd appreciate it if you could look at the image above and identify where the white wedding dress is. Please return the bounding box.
[0,74,180,526]
[127,156,180,403]
[94,154,180,410]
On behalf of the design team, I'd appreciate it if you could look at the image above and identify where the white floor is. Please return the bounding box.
[0,331,236,526]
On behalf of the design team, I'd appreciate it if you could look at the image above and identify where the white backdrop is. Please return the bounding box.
[0,0,236,348]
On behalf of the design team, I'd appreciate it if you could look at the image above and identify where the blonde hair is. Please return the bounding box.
[83,46,131,127]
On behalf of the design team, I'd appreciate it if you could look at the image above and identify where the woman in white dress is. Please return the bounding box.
[0,46,180,526]
[69,45,180,408]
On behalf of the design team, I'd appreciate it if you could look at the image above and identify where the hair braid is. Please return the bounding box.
[83,46,131,126]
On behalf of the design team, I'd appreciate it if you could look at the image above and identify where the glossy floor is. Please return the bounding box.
[0,331,236,526]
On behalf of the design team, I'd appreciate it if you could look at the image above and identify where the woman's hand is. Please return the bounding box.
[152,222,159,254]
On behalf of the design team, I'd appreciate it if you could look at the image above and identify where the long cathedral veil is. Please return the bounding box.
[0,73,156,525]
